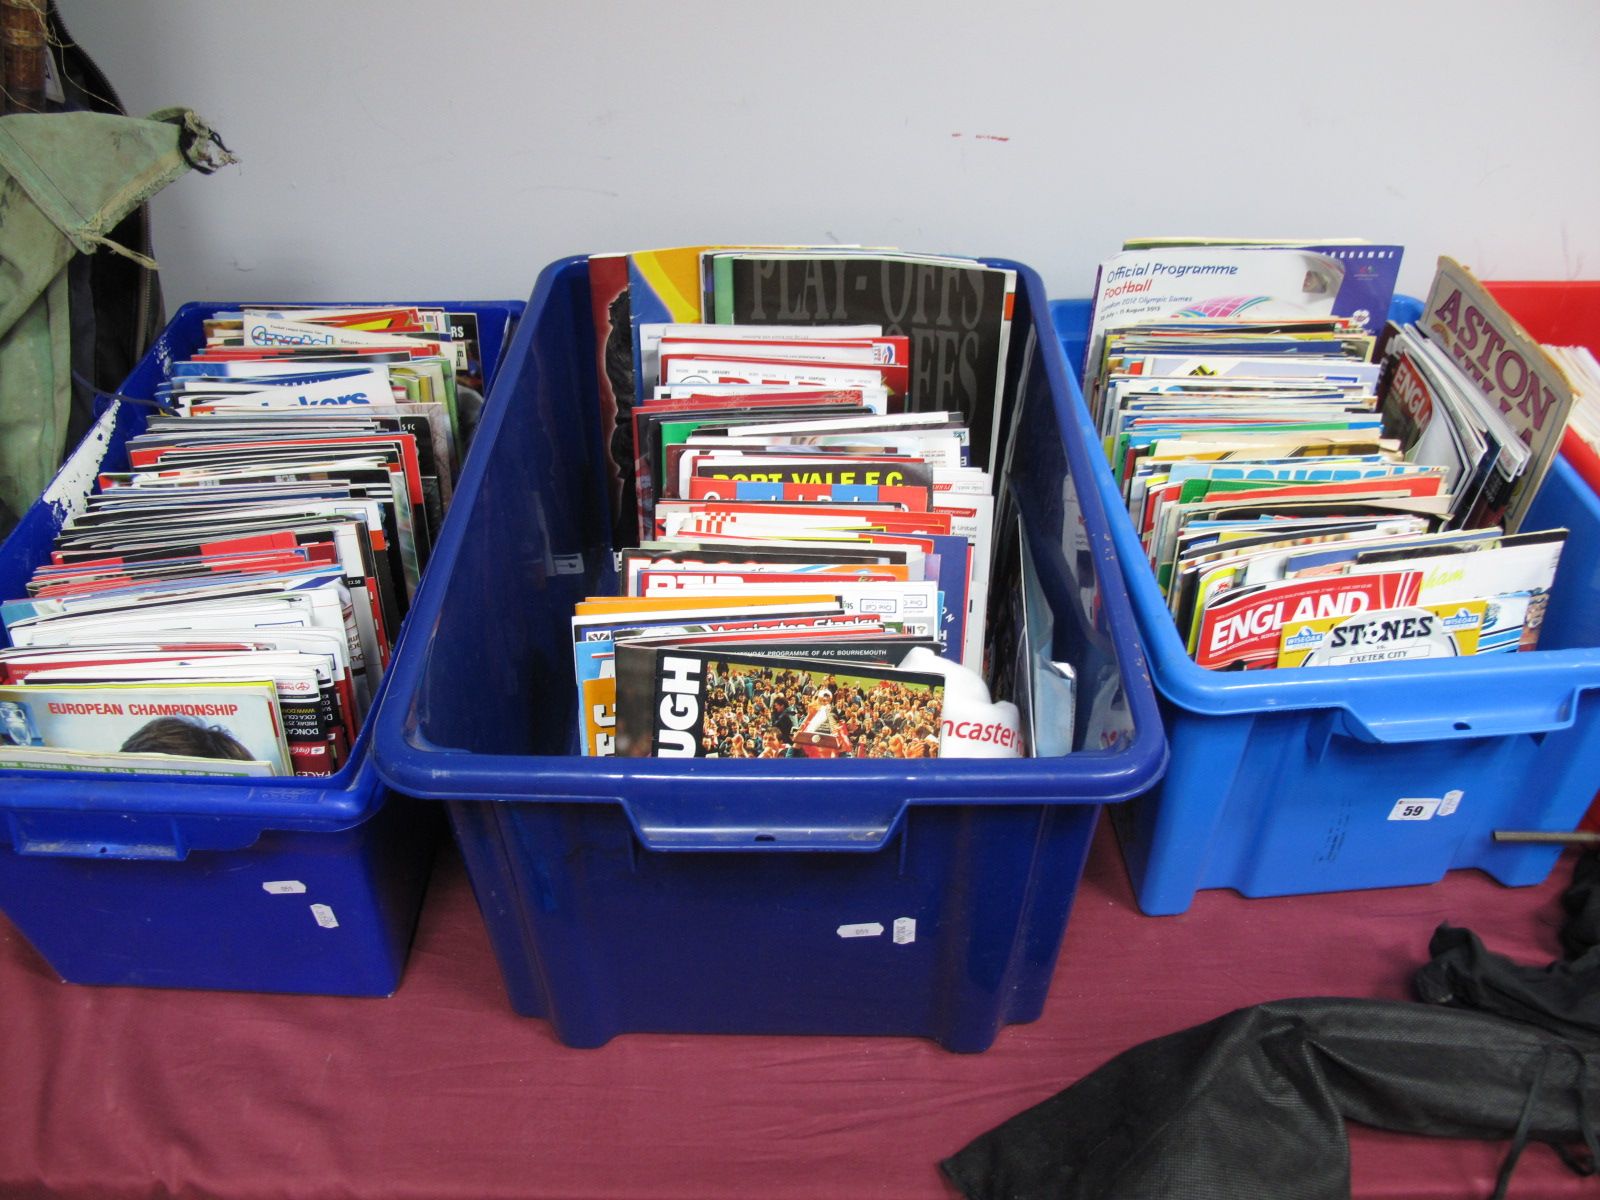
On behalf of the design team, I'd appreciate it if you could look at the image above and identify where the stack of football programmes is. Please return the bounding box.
[0,304,481,776]
[1083,242,1574,671]
[580,246,1031,760]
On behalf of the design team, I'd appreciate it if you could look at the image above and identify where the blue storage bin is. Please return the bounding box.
[371,256,1167,1052]
[0,298,523,995]
[1051,297,1600,916]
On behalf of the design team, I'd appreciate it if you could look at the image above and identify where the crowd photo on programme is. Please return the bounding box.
[699,660,944,759]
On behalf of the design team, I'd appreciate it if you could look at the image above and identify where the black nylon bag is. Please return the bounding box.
[941,997,1600,1200]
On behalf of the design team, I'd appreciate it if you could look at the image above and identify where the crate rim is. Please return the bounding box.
[371,253,1169,812]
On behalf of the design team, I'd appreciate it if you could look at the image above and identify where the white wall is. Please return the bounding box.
[57,0,1600,308]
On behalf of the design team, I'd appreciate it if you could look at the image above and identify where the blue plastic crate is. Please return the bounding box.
[1051,296,1600,915]
[0,298,522,995]
[371,256,1168,1052]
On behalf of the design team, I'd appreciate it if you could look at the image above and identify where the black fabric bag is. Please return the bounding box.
[944,852,1600,1200]
[942,997,1599,1200]
[1412,846,1600,1047]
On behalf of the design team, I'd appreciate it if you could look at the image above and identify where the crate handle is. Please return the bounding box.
[1308,690,1577,752]
[6,812,188,861]
[629,819,901,853]
[623,792,905,853]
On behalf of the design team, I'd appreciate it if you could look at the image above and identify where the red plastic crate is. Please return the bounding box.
[1486,280,1600,831]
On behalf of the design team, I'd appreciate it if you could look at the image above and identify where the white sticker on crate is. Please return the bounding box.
[262,880,307,895]
[310,904,340,929]
[837,922,884,939]
[893,918,917,945]
[1389,798,1442,821]
[1439,789,1464,816]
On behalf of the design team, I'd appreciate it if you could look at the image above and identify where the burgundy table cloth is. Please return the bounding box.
[0,819,1587,1199]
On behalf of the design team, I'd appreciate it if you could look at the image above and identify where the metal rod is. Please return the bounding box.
[1492,830,1600,846]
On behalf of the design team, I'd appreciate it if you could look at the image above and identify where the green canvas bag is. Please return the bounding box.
[0,107,231,526]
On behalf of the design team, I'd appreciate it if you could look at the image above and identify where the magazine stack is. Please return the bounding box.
[1080,241,1574,672]
[576,246,1067,761]
[0,304,486,776]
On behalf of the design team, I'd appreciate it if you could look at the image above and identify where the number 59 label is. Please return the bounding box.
[1387,789,1464,822]
[1389,798,1441,821]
